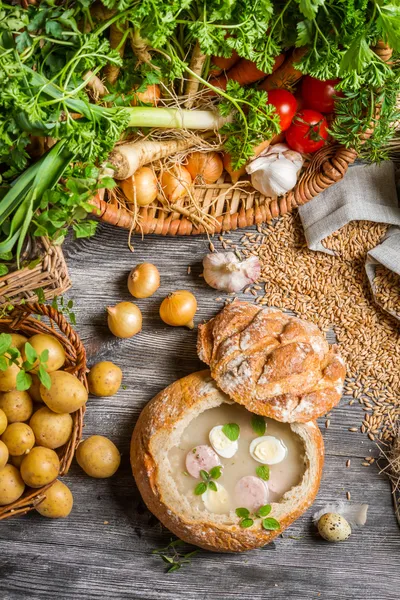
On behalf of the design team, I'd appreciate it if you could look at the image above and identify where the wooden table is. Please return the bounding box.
[1,222,399,600]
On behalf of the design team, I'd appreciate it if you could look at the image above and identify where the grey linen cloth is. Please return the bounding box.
[298,162,400,320]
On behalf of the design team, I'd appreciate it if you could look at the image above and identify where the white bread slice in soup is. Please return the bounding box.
[131,370,324,553]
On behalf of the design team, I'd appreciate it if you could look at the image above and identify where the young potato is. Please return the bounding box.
[1,422,35,456]
[0,464,25,506]
[36,479,73,518]
[20,446,60,488]
[0,408,7,435]
[0,439,9,470]
[25,334,66,373]
[9,333,28,350]
[29,407,73,449]
[0,390,33,423]
[40,371,88,414]
[9,454,24,468]
[76,435,120,478]
[29,374,43,403]
[0,362,20,392]
[87,362,123,397]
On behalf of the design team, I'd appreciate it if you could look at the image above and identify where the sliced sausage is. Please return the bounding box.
[234,475,269,512]
[185,445,221,479]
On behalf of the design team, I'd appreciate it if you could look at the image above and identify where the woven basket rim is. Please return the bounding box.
[0,302,87,520]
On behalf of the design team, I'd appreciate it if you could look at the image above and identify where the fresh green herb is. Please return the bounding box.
[221,422,240,442]
[0,333,51,391]
[152,539,198,574]
[235,504,280,530]
[256,465,270,481]
[51,296,76,326]
[193,466,222,495]
[251,415,266,436]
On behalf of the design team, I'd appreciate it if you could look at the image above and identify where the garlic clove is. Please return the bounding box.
[203,252,261,293]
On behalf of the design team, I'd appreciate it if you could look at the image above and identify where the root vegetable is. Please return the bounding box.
[76,435,121,478]
[160,166,192,202]
[223,139,271,183]
[186,152,223,184]
[210,50,240,76]
[0,409,7,435]
[87,362,123,397]
[35,479,74,518]
[83,71,108,99]
[20,446,60,488]
[159,290,197,329]
[120,167,158,206]
[185,42,208,108]
[258,47,308,92]
[131,84,161,107]
[128,263,160,299]
[0,465,25,506]
[105,21,127,85]
[209,54,285,93]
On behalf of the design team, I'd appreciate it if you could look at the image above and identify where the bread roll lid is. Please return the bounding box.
[197,302,346,423]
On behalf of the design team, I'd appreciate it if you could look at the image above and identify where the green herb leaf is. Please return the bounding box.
[194,482,207,496]
[0,264,9,276]
[235,507,250,518]
[38,365,51,390]
[24,342,37,365]
[256,465,270,481]
[208,481,218,492]
[0,333,12,356]
[240,518,254,529]
[0,356,8,371]
[199,469,209,482]
[222,422,240,442]
[262,517,280,531]
[257,504,272,518]
[251,415,266,436]
[16,370,32,391]
[40,349,49,363]
[209,465,222,480]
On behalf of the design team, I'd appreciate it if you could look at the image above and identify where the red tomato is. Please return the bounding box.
[285,109,328,154]
[301,76,343,113]
[267,89,297,131]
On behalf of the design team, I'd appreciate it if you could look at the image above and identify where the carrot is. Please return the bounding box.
[209,50,240,76]
[208,53,285,94]
[131,84,161,107]
[184,42,207,108]
[223,139,271,183]
[109,137,200,180]
[258,47,308,92]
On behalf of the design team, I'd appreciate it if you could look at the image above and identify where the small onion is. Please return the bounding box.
[131,84,161,106]
[120,167,158,207]
[128,263,160,299]
[107,302,142,338]
[159,290,197,329]
[160,165,192,202]
[186,152,223,184]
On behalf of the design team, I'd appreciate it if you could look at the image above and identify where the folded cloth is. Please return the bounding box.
[299,161,400,320]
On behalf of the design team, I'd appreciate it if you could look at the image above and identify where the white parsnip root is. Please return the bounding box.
[83,71,108,99]
[184,42,207,108]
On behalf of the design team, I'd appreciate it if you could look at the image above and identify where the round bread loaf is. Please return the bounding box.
[197,302,346,423]
[131,371,324,552]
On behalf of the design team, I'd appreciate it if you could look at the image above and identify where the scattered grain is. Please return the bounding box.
[209,242,215,253]
[187,266,191,275]
[349,428,358,432]
[346,459,351,468]
[346,491,351,501]
[325,419,330,429]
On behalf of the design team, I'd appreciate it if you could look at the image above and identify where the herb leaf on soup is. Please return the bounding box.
[251,414,266,436]
[222,422,240,441]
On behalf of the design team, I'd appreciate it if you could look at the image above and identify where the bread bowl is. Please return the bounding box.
[131,370,324,552]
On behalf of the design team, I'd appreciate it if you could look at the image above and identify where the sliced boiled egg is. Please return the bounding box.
[249,436,287,465]
[202,482,230,514]
[209,425,239,459]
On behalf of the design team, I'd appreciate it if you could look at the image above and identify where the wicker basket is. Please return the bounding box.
[0,303,87,520]
[0,238,71,309]
[90,42,392,236]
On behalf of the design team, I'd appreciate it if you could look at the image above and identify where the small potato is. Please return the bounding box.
[9,454,24,468]
[76,435,120,478]
[0,408,7,435]
[0,362,20,392]
[9,334,28,350]
[29,374,43,403]
[36,479,73,518]
[0,390,33,423]
[30,407,73,449]
[88,362,123,397]
[0,439,9,469]
[1,422,35,456]
[40,371,88,414]
[0,464,25,506]
[25,334,66,373]
[20,446,60,488]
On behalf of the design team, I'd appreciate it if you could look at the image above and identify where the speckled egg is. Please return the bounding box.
[318,512,352,542]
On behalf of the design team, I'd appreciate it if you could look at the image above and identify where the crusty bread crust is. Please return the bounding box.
[131,371,324,552]
[197,302,346,423]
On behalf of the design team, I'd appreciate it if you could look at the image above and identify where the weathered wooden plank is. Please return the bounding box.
[0,221,398,600]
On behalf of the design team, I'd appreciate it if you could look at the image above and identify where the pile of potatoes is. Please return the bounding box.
[0,332,122,519]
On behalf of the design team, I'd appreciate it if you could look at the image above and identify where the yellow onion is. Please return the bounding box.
[128,263,160,299]
[160,165,192,202]
[159,290,197,329]
[131,84,161,106]
[186,152,224,184]
[120,167,158,207]
[107,302,142,338]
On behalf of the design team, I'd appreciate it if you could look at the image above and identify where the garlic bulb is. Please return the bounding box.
[246,143,304,197]
[203,252,261,293]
